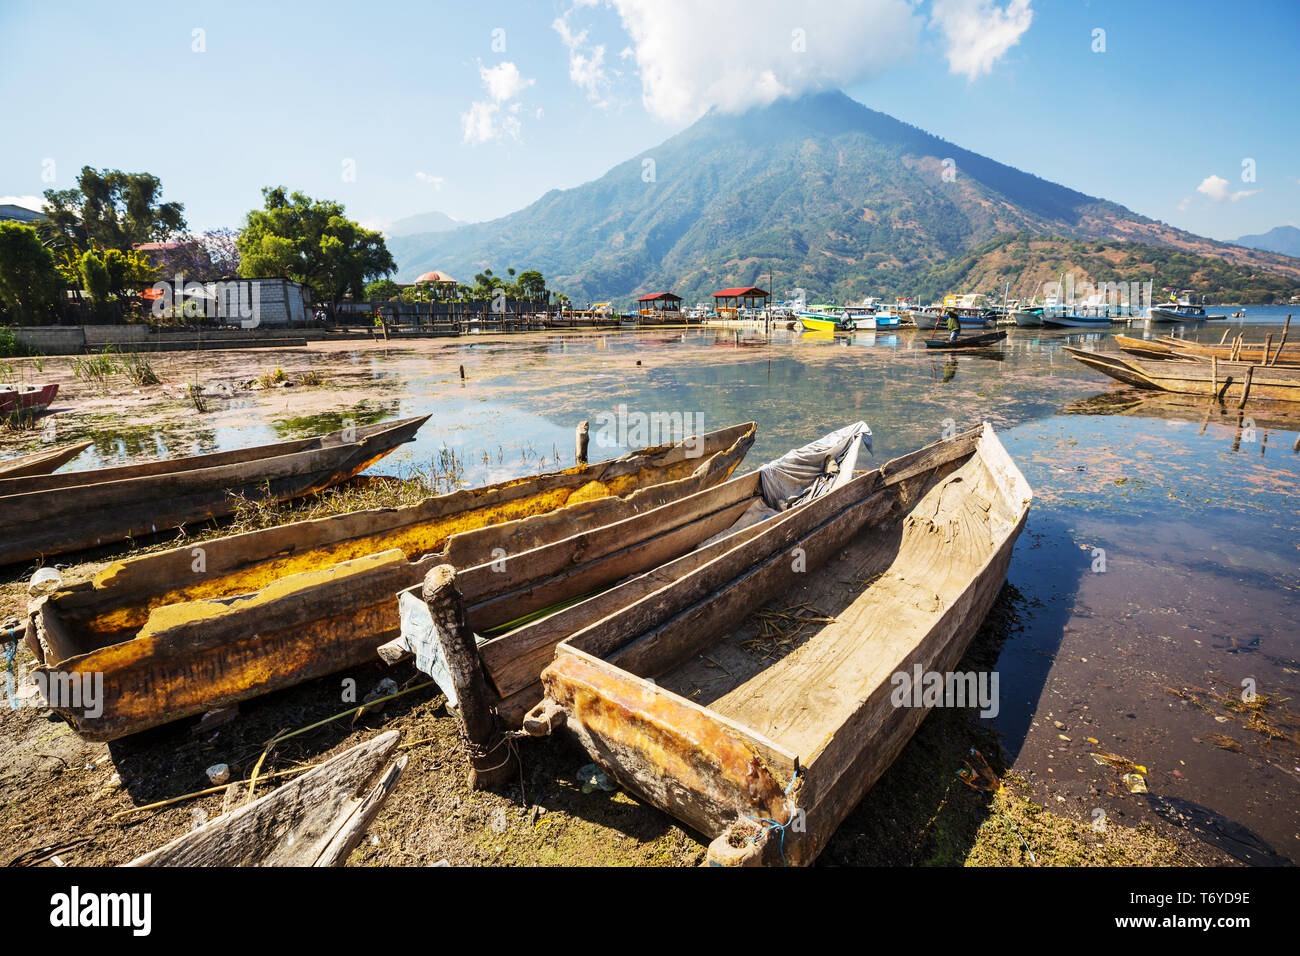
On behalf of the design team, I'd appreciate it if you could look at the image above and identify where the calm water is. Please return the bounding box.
[12,315,1300,863]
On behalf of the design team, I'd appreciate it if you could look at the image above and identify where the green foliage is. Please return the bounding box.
[79,250,111,303]
[238,187,395,304]
[40,166,186,256]
[121,352,160,386]
[364,278,402,300]
[71,352,119,388]
[0,222,65,323]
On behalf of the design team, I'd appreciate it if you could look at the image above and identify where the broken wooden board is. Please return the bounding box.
[125,731,405,867]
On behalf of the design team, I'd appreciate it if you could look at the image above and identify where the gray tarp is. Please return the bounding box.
[758,421,872,510]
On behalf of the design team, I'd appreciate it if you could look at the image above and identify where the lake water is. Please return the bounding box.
[11,312,1300,863]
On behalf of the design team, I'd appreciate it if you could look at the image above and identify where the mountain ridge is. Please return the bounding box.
[390,91,1300,302]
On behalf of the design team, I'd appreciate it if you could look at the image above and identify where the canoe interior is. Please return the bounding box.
[39,421,758,650]
[26,423,756,740]
[539,424,1032,863]
[923,331,1006,350]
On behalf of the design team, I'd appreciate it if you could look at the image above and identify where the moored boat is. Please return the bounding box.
[1012,308,1043,327]
[0,440,92,478]
[521,423,1030,865]
[1063,347,1300,403]
[24,422,757,740]
[0,416,431,566]
[0,383,58,417]
[923,330,1007,351]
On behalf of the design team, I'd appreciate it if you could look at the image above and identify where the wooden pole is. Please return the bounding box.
[1211,355,1218,398]
[1218,327,1231,345]
[1271,315,1290,365]
[421,565,517,789]
[1237,364,1254,410]
[1262,333,1274,367]
[575,420,590,465]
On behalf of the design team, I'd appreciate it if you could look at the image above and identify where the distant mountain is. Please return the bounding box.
[386,211,465,238]
[912,233,1297,305]
[389,90,1300,302]
[1234,225,1300,258]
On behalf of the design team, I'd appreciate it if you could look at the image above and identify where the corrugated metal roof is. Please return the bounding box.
[635,292,681,301]
[712,286,769,297]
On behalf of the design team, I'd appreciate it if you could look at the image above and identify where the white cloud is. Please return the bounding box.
[461,60,536,145]
[566,0,922,123]
[481,61,533,103]
[929,0,1034,81]
[553,14,614,108]
[1176,197,1191,212]
[1196,174,1257,203]
[415,172,445,189]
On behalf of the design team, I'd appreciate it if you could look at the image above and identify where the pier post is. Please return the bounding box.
[575,420,589,465]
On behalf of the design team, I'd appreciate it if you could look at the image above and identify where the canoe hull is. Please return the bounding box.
[1065,347,1300,402]
[0,440,92,478]
[0,416,429,565]
[26,423,756,740]
[534,424,1032,865]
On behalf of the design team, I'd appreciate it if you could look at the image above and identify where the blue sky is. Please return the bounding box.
[1,0,1296,243]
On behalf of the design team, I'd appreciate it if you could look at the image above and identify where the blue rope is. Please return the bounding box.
[742,770,801,865]
[4,624,18,711]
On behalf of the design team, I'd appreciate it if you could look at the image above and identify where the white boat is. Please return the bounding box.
[1012,308,1043,327]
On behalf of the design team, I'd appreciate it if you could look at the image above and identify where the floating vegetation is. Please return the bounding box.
[71,352,119,388]
[257,365,288,389]
[299,369,323,386]
[121,352,161,386]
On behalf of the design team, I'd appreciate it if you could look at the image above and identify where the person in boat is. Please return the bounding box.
[945,308,961,343]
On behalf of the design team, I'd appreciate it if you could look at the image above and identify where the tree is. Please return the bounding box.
[147,228,241,282]
[0,222,65,324]
[516,269,548,303]
[237,187,395,311]
[41,166,186,256]
[80,250,110,303]
[365,278,401,300]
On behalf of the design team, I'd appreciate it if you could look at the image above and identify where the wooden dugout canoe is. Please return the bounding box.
[1115,333,1300,366]
[382,423,870,787]
[24,422,756,740]
[922,330,1006,351]
[0,416,430,566]
[0,441,92,478]
[1064,347,1300,403]
[519,423,1031,865]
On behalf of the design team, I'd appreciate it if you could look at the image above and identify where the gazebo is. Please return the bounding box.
[635,292,682,320]
[712,286,770,318]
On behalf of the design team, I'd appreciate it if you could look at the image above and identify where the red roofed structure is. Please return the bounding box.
[635,291,682,319]
[712,286,770,317]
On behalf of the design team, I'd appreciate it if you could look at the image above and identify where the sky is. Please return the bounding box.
[1,0,1296,243]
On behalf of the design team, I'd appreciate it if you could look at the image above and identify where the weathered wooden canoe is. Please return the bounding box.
[1115,333,1300,366]
[1064,347,1300,403]
[0,441,92,478]
[523,423,1031,865]
[0,416,430,566]
[383,422,869,785]
[127,731,404,867]
[24,422,756,740]
[923,330,1007,351]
